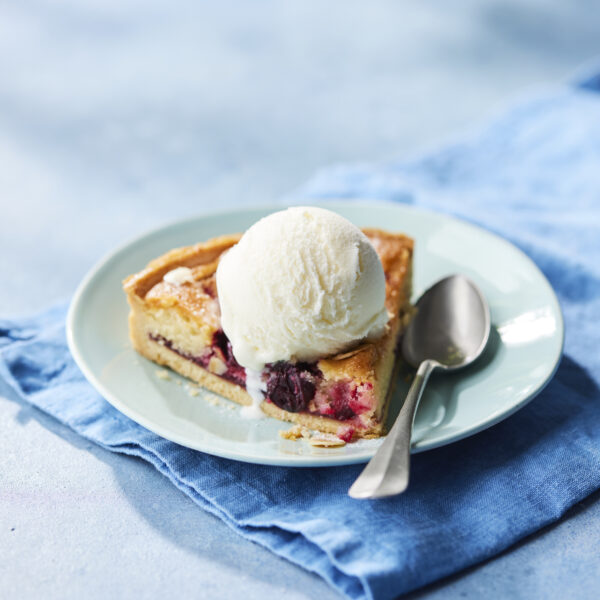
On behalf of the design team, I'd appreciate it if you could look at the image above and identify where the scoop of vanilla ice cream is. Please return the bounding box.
[215,207,389,372]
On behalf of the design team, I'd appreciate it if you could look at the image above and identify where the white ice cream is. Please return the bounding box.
[215,206,389,372]
[240,369,267,419]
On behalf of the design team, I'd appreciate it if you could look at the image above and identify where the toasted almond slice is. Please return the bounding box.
[308,436,346,448]
[330,343,373,361]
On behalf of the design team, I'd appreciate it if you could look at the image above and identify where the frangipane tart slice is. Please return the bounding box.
[123,229,413,441]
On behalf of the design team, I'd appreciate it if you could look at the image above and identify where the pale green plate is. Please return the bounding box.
[67,202,564,466]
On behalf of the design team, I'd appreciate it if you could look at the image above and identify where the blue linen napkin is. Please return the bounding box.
[2,72,600,600]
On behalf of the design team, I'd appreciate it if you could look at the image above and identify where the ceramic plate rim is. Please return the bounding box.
[67,201,564,466]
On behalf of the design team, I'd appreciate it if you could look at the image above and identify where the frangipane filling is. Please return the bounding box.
[148,330,376,427]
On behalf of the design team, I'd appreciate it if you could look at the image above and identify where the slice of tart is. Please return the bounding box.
[123,229,413,441]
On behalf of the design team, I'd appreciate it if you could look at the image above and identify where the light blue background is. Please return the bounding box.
[2,2,599,598]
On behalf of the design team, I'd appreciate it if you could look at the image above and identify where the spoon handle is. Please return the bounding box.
[348,359,437,499]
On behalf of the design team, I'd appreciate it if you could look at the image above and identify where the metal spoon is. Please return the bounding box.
[348,274,490,499]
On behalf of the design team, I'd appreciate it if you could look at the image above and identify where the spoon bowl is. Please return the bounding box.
[403,275,490,371]
[349,275,490,499]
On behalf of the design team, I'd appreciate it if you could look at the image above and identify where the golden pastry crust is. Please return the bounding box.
[123,234,239,304]
[123,228,413,440]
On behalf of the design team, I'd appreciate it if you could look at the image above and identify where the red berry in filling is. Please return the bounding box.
[265,361,321,413]
[211,330,246,386]
[329,381,356,420]
[338,427,355,443]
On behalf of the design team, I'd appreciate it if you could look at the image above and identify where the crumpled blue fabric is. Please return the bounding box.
[2,71,600,600]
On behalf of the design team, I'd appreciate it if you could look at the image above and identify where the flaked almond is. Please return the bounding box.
[209,355,227,375]
[331,343,372,361]
[308,436,346,448]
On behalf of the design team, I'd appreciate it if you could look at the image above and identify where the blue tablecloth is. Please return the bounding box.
[2,72,600,599]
